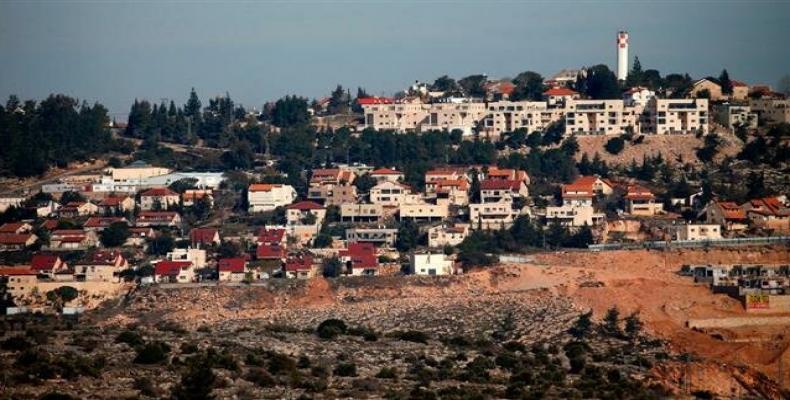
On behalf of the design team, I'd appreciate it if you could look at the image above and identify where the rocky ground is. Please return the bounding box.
[1,247,788,399]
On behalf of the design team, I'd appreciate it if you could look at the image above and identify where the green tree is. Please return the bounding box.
[270,96,310,128]
[569,311,593,339]
[458,74,487,98]
[327,84,349,115]
[578,65,620,99]
[511,71,545,101]
[46,286,79,309]
[719,69,733,95]
[605,137,625,155]
[624,312,643,339]
[625,56,644,88]
[100,221,131,247]
[603,306,621,336]
[396,219,420,252]
[172,358,216,400]
[322,257,343,278]
[431,75,458,93]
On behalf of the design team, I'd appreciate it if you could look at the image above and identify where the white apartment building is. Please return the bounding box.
[340,203,385,222]
[369,181,420,208]
[643,98,709,135]
[545,205,604,228]
[247,184,297,213]
[410,253,454,276]
[428,224,470,248]
[714,104,758,130]
[482,101,564,136]
[674,224,722,241]
[398,202,449,222]
[166,248,207,269]
[564,99,641,136]
[469,201,521,230]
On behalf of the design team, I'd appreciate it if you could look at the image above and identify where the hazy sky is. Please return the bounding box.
[1,1,788,119]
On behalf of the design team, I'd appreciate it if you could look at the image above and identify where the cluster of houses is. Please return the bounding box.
[687,263,790,312]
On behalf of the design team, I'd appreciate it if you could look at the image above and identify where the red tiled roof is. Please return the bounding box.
[0,233,34,245]
[357,97,393,105]
[40,220,59,230]
[0,267,37,276]
[431,179,469,190]
[286,201,324,211]
[218,258,246,273]
[284,254,314,271]
[745,197,789,217]
[141,188,178,197]
[731,80,748,87]
[249,183,283,192]
[0,222,28,234]
[84,217,126,228]
[52,229,87,236]
[370,168,402,175]
[190,228,219,244]
[624,185,655,200]
[480,179,521,191]
[257,228,285,244]
[81,250,124,266]
[99,196,130,206]
[256,243,285,259]
[339,243,378,269]
[138,211,179,221]
[31,254,61,271]
[155,261,191,276]
[717,202,747,220]
[544,87,579,96]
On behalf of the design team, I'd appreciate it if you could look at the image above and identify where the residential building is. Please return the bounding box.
[339,243,378,276]
[731,80,750,101]
[257,227,287,246]
[283,254,315,279]
[340,203,385,222]
[425,167,468,185]
[623,87,656,107]
[307,184,357,206]
[545,68,585,87]
[108,164,171,182]
[75,250,128,283]
[58,201,98,218]
[690,78,725,101]
[742,196,790,232]
[256,243,286,261]
[83,217,128,232]
[482,101,564,136]
[218,258,248,282]
[624,185,663,216]
[427,179,469,207]
[398,202,449,222]
[182,190,214,207]
[140,188,180,210]
[469,201,519,230]
[370,181,419,208]
[714,104,758,130]
[644,98,709,135]
[248,184,297,212]
[286,201,327,226]
[0,267,39,299]
[346,227,398,247]
[674,224,722,241]
[49,230,97,250]
[479,179,528,203]
[0,196,26,213]
[97,196,135,215]
[749,99,790,124]
[0,233,37,251]
[486,167,530,185]
[30,254,67,276]
[545,205,604,227]
[369,168,404,183]
[564,99,641,136]
[428,223,470,248]
[310,168,355,186]
[705,201,748,231]
[562,176,614,205]
[0,222,32,235]
[126,227,155,246]
[166,248,207,269]
[190,227,220,247]
[544,87,580,108]
[136,211,182,228]
[410,253,454,276]
[154,261,194,283]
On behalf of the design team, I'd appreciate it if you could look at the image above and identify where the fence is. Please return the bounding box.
[588,236,790,252]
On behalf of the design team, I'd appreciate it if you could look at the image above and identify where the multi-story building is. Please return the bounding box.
[714,104,758,130]
[346,228,398,247]
[479,179,529,203]
[285,201,327,226]
[139,188,180,210]
[410,253,455,276]
[674,224,722,241]
[482,101,564,137]
[428,223,470,248]
[624,185,663,216]
[545,205,604,228]
[369,181,419,208]
[427,179,469,207]
[564,99,641,136]
[749,99,790,124]
[644,99,709,135]
[340,203,385,223]
[469,201,520,230]
[398,202,449,222]
[247,184,297,212]
[741,196,789,233]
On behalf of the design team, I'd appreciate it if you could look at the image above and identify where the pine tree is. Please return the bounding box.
[626,56,644,88]
[719,69,733,95]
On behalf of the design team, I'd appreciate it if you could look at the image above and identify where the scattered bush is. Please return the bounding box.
[133,341,171,364]
[246,368,276,387]
[115,330,144,347]
[334,362,358,377]
[605,137,625,155]
[316,319,347,339]
[390,330,429,344]
[133,376,158,397]
[1,335,32,351]
[180,342,199,354]
[376,367,398,379]
[267,352,297,375]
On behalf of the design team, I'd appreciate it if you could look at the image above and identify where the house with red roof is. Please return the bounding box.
[0,233,38,251]
[0,222,33,235]
[30,254,67,275]
[256,243,286,261]
[544,87,580,107]
[741,196,789,232]
[49,229,98,250]
[126,227,156,247]
[57,201,98,218]
[136,211,182,227]
[257,227,287,246]
[283,253,315,279]
[140,188,180,210]
[479,179,528,203]
[286,201,326,226]
[561,176,614,206]
[98,195,135,215]
[307,169,357,206]
[218,258,249,282]
[624,185,663,216]
[83,217,128,231]
[39,219,59,231]
[247,184,297,213]
[182,189,214,207]
[370,168,404,183]
[426,179,469,207]
[190,227,220,247]
[75,250,128,282]
[704,201,748,231]
[486,167,530,186]
[357,97,393,106]
[338,243,378,276]
[0,266,39,299]
[154,260,194,283]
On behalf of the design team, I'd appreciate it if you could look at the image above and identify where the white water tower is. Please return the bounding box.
[617,31,629,81]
